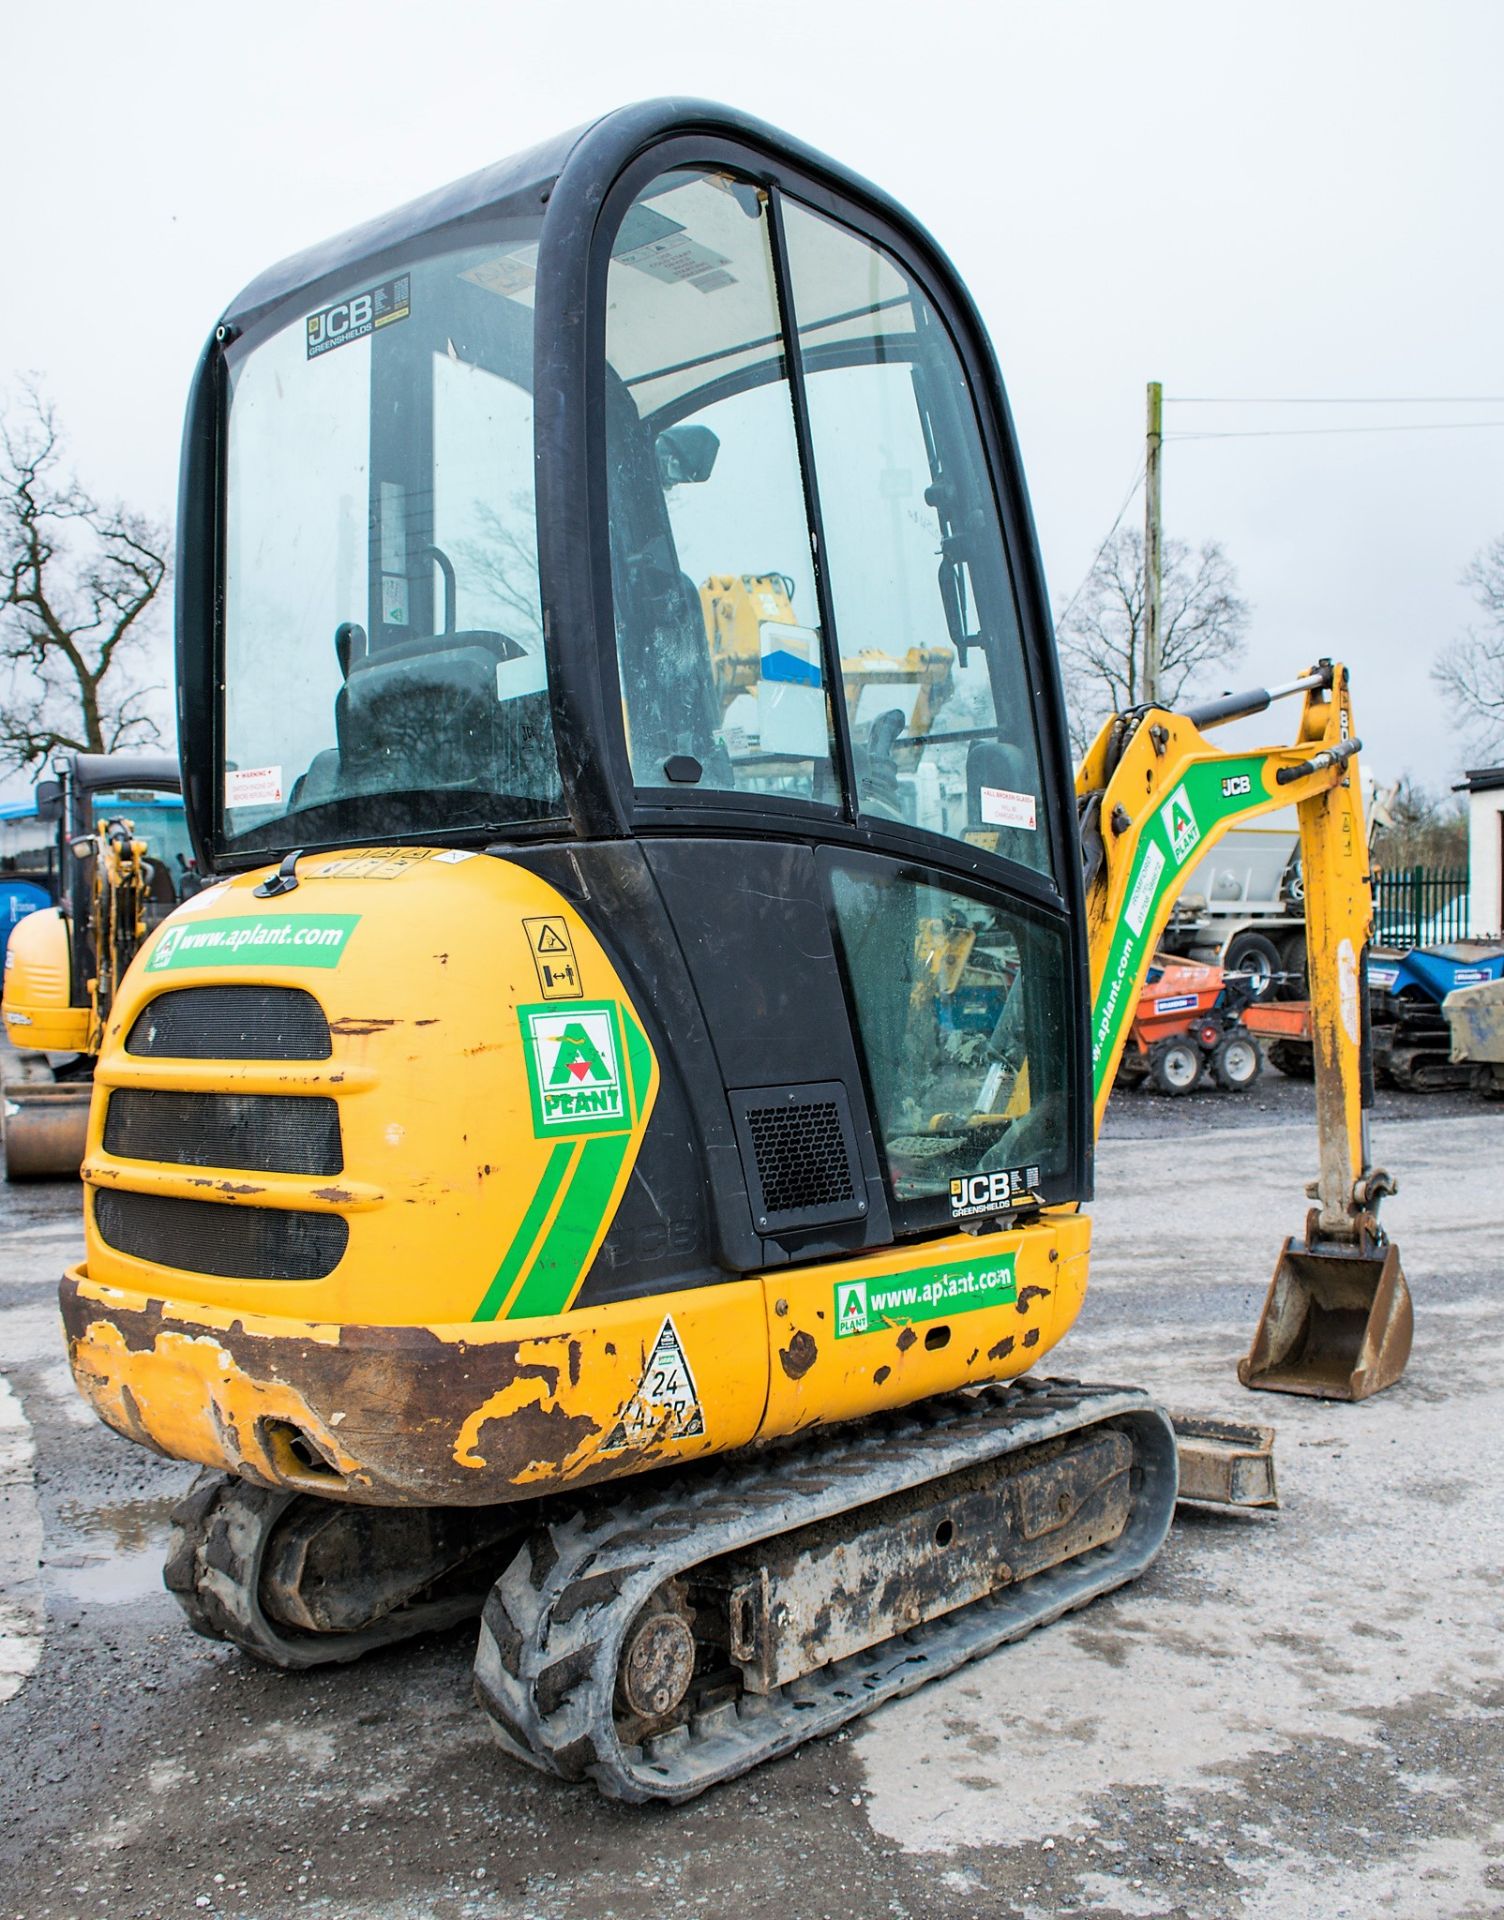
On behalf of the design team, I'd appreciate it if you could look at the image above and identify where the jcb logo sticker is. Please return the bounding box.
[1160,783,1201,864]
[1220,774,1252,799]
[950,1166,1040,1220]
[519,1001,632,1136]
[306,274,411,358]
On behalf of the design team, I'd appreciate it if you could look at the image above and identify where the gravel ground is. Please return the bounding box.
[0,1073,1499,1920]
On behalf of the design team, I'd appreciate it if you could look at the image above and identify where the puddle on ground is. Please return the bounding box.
[47,1495,177,1606]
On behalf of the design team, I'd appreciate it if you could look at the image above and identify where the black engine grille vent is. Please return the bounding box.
[104,1089,342,1176]
[93,1189,348,1281]
[729,1081,866,1235]
[126,986,332,1060]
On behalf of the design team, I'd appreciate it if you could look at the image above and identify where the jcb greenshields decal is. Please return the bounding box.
[519,1001,633,1136]
[146,914,360,972]
[1090,755,1267,1100]
[834,1253,1018,1339]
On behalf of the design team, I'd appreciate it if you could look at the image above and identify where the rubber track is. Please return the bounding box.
[164,1472,489,1671]
[473,1378,1178,1802]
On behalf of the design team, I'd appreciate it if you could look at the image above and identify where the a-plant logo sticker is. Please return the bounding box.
[519,1000,632,1135]
[1160,783,1201,865]
[833,1255,1018,1339]
[146,914,359,972]
[836,1281,870,1337]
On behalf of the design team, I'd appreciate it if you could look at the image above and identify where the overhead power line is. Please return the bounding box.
[1053,460,1145,630]
[1167,395,1504,406]
[1168,420,1504,442]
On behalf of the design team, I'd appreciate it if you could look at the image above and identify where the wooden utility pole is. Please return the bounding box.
[1143,380,1163,706]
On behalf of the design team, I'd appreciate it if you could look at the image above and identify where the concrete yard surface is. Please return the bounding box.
[0,1084,1500,1919]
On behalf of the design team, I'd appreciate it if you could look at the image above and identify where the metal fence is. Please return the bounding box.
[1372,865,1470,948]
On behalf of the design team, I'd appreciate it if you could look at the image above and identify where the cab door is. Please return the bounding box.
[589,150,1088,1261]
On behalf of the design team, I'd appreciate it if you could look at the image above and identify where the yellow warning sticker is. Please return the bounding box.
[522,915,582,1000]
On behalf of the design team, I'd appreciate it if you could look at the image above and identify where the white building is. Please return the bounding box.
[1460,768,1504,938]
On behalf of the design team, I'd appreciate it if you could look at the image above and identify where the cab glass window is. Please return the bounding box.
[221,218,560,855]
[827,857,1071,1216]
[603,170,837,801]
[783,201,1054,880]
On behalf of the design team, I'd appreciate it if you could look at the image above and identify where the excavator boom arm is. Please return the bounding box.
[1077,661,1410,1398]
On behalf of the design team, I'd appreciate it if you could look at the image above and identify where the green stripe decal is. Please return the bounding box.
[473,1142,574,1321]
[504,1134,631,1321]
[479,1005,654,1323]
[1090,756,1269,1103]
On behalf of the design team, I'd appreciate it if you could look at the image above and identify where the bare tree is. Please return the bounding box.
[1056,527,1250,752]
[456,497,544,647]
[0,381,170,775]
[1369,775,1468,871]
[1432,535,1504,757]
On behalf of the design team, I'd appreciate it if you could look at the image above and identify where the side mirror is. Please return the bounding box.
[34,779,63,821]
[655,424,720,488]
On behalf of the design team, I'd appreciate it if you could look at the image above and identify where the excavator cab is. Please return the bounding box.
[174,105,1091,1259]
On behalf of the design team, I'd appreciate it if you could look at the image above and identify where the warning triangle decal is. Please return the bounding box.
[601,1316,706,1451]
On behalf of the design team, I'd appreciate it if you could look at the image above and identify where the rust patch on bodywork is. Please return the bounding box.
[1016,1286,1051,1312]
[1022,1327,1040,1348]
[988,1334,1016,1361]
[59,1274,604,1508]
[329,1016,400,1035]
[779,1331,818,1380]
[896,1327,917,1352]
[455,1395,598,1478]
[873,1364,891,1386]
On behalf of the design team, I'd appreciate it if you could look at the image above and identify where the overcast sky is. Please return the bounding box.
[4,0,1501,799]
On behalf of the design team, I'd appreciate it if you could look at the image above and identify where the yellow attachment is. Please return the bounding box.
[699,572,800,709]
[1076,662,1411,1398]
[2,909,90,1053]
[838,645,955,738]
[915,917,977,996]
[696,571,955,738]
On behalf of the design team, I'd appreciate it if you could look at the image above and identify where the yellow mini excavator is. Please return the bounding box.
[60,102,1409,1801]
[2,753,191,1177]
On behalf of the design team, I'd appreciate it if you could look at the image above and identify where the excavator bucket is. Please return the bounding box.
[1238,1236,1412,1401]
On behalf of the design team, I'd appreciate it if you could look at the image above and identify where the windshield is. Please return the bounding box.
[603,172,1054,881]
[220,216,559,855]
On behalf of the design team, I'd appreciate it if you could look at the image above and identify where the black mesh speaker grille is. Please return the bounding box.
[745,1101,855,1214]
[103,1090,342,1175]
[126,987,332,1060]
[93,1189,348,1280]
[728,1081,865,1233]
